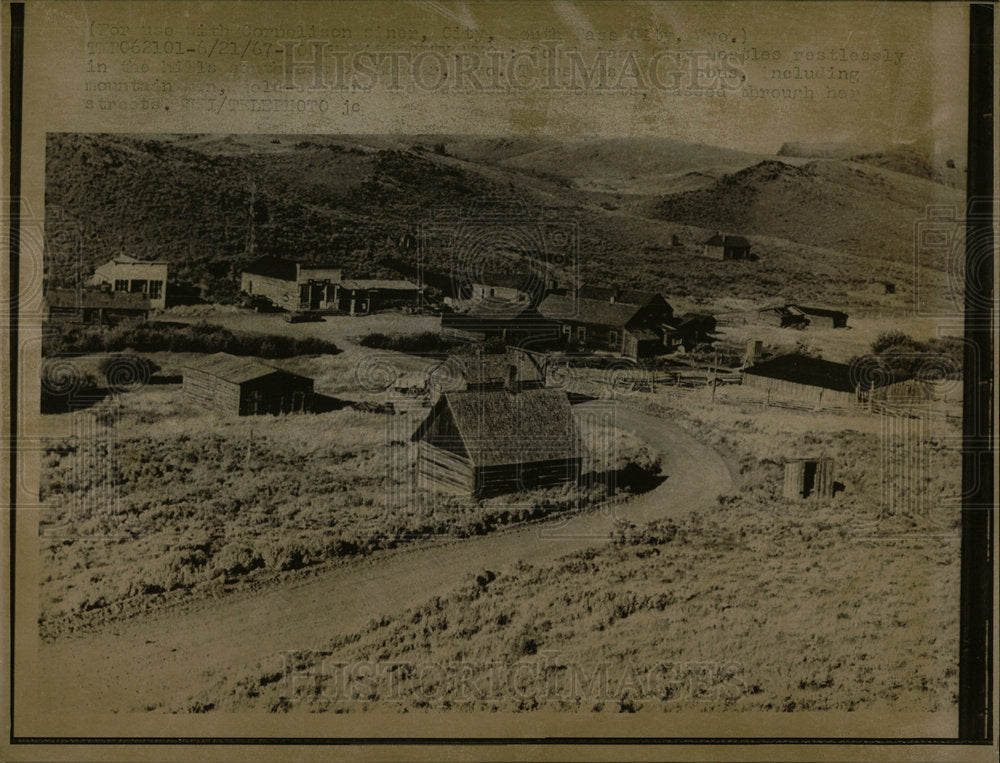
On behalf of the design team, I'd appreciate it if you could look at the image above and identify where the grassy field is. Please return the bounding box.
[180,391,962,714]
[38,380,660,638]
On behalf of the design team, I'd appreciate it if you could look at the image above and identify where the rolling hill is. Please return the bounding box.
[44,133,962,311]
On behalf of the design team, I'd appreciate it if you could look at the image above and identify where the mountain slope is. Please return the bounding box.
[641,159,964,262]
[44,134,959,311]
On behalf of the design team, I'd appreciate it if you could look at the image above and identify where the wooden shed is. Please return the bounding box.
[411,388,582,496]
[783,458,835,499]
[183,353,313,415]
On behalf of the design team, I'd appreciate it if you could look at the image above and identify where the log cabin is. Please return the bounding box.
[411,387,582,496]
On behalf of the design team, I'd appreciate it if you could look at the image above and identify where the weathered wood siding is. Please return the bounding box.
[184,369,313,415]
[423,404,466,455]
[742,373,859,407]
[474,457,582,496]
[183,368,242,414]
[418,441,475,493]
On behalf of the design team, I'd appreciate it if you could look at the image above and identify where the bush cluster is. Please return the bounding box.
[357,331,462,354]
[43,320,340,358]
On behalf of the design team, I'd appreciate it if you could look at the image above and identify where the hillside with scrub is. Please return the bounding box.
[45,133,962,312]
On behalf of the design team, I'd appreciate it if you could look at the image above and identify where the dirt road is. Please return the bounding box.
[34,402,733,716]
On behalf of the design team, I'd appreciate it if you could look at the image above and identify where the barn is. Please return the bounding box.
[183,353,314,415]
[742,354,910,407]
[469,272,544,305]
[440,300,557,345]
[411,388,582,496]
[430,348,547,392]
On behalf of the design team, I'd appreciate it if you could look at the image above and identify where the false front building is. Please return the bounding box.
[240,256,342,311]
[90,256,168,309]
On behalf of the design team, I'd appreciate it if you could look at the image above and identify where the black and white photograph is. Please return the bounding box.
[3,0,995,759]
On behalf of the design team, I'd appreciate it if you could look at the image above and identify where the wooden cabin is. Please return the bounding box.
[537,289,675,360]
[755,304,848,329]
[430,348,546,393]
[469,272,544,305]
[792,304,849,329]
[183,352,314,415]
[411,388,582,496]
[756,305,809,329]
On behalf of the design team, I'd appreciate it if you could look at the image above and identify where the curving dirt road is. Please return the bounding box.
[33,401,733,717]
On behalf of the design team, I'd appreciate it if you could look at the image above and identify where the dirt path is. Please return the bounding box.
[34,402,733,715]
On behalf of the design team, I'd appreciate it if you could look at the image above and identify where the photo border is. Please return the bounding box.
[2,0,995,755]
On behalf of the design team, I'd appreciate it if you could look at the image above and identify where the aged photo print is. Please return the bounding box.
[4,0,996,759]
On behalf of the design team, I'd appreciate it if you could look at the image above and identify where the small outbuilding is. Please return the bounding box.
[755,304,848,329]
[411,388,582,496]
[703,233,752,260]
[783,458,835,499]
[183,352,314,415]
